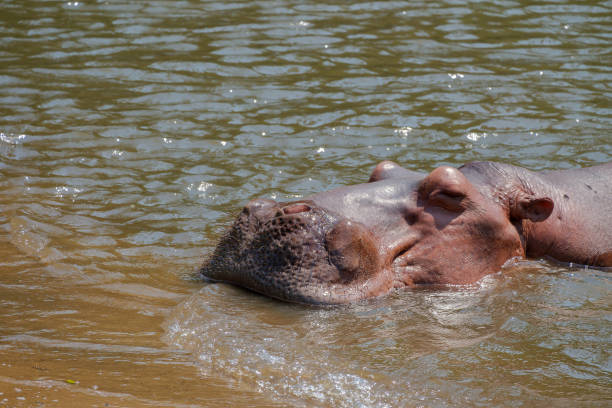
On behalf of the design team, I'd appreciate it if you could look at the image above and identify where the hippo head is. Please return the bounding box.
[201,161,553,304]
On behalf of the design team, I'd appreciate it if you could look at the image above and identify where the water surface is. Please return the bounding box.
[1,0,611,406]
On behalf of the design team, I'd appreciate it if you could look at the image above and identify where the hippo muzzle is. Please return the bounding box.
[201,198,388,304]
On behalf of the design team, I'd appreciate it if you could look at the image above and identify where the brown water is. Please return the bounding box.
[1,0,611,406]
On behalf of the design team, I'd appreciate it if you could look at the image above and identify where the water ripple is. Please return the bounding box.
[1,0,610,406]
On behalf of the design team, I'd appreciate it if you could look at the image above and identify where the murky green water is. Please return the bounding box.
[1,0,610,406]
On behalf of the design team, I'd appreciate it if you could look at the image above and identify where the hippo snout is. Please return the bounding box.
[201,198,388,303]
[243,200,380,286]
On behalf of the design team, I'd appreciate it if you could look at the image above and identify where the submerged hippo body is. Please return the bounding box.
[202,161,612,304]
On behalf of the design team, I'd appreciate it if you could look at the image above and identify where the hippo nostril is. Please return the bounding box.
[282,203,311,215]
[244,198,279,219]
[246,198,276,211]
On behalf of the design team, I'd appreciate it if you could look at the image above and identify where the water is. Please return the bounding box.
[1,0,611,406]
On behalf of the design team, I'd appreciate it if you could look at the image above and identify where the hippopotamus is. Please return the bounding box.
[201,161,611,304]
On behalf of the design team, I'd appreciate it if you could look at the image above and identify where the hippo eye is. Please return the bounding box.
[428,189,466,212]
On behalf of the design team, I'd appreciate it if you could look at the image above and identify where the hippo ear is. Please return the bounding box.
[369,161,416,182]
[511,195,554,222]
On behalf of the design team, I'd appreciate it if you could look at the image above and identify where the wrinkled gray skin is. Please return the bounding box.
[201,161,612,304]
